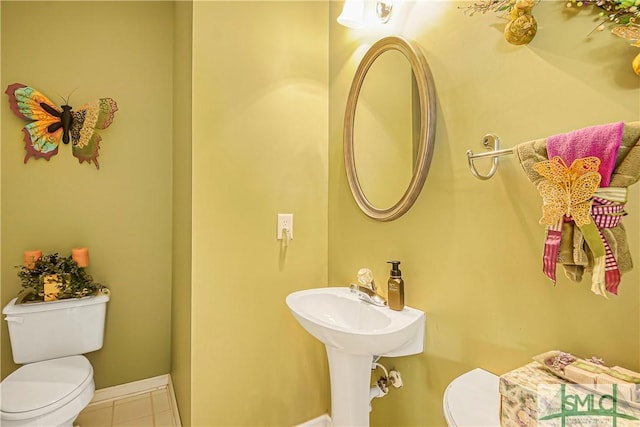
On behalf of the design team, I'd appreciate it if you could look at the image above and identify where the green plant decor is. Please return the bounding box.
[16,252,107,303]
[464,0,640,75]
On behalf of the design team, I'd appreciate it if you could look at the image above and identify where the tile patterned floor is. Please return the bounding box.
[76,387,178,427]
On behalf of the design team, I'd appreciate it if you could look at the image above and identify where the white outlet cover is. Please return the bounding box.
[277,213,293,240]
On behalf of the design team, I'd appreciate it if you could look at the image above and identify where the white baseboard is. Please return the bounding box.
[92,374,170,403]
[93,376,318,427]
[296,414,332,427]
[167,375,183,427]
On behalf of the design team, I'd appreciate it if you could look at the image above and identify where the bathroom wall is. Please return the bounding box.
[171,1,193,426]
[2,2,637,426]
[1,3,330,425]
[189,2,330,425]
[328,2,639,426]
[0,1,173,388]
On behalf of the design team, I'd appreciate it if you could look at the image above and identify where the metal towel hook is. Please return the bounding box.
[466,134,514,180]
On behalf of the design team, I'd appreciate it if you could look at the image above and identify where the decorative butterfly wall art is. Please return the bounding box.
[5,83,118,169]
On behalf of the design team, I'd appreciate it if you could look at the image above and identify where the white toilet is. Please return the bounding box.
[1,294,109,427]
[443,368,501,427]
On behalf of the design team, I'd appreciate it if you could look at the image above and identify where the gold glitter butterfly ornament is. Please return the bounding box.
[532,156,601,226]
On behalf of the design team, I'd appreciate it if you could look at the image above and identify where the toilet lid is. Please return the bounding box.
[1,355,92,414]
[443,368,501,427]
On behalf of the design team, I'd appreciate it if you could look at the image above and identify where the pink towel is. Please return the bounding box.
[547,122,623,187]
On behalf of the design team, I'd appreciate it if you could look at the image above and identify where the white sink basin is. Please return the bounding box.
[286,287,425,357]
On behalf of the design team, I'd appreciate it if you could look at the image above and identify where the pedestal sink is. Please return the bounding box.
[286,287,425,426]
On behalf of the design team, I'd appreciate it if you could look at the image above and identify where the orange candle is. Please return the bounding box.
[71,247,89,268]
[24,250,42,269]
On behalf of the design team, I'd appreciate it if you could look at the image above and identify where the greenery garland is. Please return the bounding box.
[464,0,640,75]
[16,252,106,302]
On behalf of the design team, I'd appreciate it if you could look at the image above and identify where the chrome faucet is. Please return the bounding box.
[349,283,388,306]
[349,268,387,307]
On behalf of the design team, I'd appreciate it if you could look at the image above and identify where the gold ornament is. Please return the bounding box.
[505,13,538,45]
[610,25,640,76]
[504,0,537,45]
[510,0,535,17]
[611,25,640,41]
[633,52,640,76]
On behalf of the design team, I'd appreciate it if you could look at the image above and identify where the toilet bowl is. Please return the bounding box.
[1,295,109,427]
[0,356,94,427]
[443,368,501,427]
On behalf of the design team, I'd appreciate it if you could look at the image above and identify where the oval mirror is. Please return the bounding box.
[344,36,436,221]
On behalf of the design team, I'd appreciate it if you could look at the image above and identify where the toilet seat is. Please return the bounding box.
[1,355,94,421]
[443,368,501,427]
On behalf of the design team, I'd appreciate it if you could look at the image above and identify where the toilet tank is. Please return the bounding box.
[3,294,109,364]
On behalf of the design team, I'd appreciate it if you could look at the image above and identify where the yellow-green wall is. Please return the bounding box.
[190,2,329,425]
[328,2,639,426]
[1,2,330,425]
[1,1,173,388]
[2,2,638,426]
[171,1,193,426]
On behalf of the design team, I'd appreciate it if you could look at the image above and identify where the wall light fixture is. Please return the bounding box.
[337,0,365,29]
[337,0,396,28]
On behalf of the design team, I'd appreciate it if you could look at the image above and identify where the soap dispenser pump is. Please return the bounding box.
[387,260,404,311]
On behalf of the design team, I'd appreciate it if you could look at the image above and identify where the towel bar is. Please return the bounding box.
[466,134,514,180]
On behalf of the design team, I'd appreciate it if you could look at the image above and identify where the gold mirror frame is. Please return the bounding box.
[344,36,437,221]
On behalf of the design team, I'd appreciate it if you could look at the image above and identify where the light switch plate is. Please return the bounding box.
[277,213,293,240]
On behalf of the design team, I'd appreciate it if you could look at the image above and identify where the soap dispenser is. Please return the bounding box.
[387,261,404,311]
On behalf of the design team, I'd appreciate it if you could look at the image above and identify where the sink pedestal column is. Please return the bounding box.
[325,346,374,427]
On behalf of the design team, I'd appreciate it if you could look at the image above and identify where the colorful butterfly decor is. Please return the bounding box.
[532,156,602,227]
[5,83,118,169]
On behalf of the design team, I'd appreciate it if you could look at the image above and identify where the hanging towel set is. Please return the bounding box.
[468,121,640,297]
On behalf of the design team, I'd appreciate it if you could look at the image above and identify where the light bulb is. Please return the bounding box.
[376,0,393,24]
